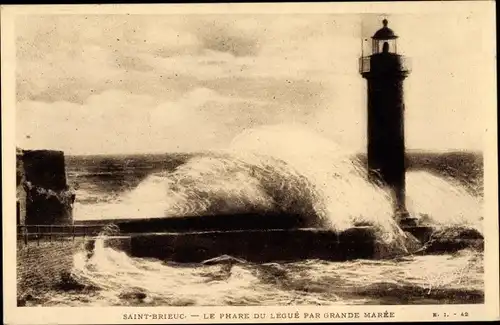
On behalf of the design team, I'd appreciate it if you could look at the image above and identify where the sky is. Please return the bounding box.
[15,11,495,155]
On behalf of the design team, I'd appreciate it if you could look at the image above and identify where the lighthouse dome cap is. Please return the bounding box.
[372,19,398,40]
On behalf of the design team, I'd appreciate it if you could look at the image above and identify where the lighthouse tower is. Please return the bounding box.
[359,19,414,225]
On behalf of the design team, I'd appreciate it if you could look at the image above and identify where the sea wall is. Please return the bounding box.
[16,238,87,304]
[124,228,377,263]
[96,226,482,263]
[75,212,308,232]
[85,229,377,264]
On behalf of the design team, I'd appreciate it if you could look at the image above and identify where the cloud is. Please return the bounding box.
[17,88,284,154]
[194,18,261,57]
[14,13,492,153]
[16,14,357,104]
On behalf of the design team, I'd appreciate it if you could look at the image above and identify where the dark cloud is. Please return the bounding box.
[114,55,155,72]
[201,76,326,108]
[201,33,260,57]
[17,69,202,104]
[17,78,91,104]
[196,20,261,57]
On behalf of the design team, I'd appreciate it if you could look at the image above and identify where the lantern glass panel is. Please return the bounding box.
[372,39,398,54]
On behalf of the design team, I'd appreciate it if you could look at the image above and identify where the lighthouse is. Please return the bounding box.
[359,19,415,226]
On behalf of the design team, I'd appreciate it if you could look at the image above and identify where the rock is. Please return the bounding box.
[258,263,289,285]
[101,223,120,236]
[201,255,247,266]
[415,226,484,254]
[84,240,95,259]
[403,231,424,253]
[119,289,147,301]
[373,230,424,259]
[17,292,37,306]
[58,271,86,291]
[260,263,287,277]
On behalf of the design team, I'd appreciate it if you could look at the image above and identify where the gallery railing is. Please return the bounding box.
[17,224,105,245]
[359,55,411,74]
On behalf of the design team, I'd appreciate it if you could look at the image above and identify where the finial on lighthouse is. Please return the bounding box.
[372,19,397,40]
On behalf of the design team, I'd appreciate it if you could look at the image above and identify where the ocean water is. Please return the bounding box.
[31,126,484,306]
